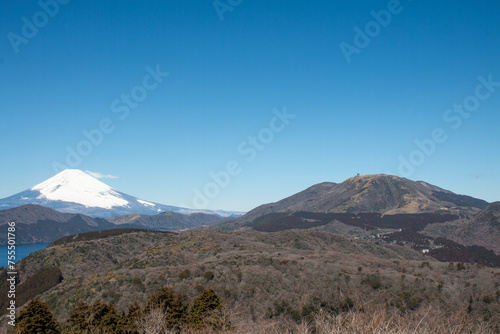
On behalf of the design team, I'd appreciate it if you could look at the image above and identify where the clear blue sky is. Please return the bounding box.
[1,0,499,212]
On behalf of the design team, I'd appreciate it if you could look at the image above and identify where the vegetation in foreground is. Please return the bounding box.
[8,288,499,334]
[11,286,229,333]
[1,229,499,333]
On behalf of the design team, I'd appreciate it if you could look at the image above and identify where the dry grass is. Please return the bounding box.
[131,306,497,334]
[307,308,494,334]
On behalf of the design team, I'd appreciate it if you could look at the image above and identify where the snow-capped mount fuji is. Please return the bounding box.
[0,169,242,218]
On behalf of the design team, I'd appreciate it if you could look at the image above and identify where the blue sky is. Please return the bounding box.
[1,0,499,212]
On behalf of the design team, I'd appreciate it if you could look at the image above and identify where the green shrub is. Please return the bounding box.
[363,274,382,290]
[301,303,317,321]
[340,297,354,312]
[483,295,494,304]
[203,271,215,281]
[391,289,422,313]
[178,269,190,280]
[267,300,301,322]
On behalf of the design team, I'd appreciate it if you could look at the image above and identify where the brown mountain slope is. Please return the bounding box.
[317,174,487,214]
[225,175,488,230]
[2,229,499,330]
[108,211,222,230]
[239,182,337,222]
[450,202,500,254]
[0,204,83,225]
[0,204,115,245]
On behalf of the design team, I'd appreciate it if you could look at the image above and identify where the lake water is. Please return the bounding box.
[0,243,50,269]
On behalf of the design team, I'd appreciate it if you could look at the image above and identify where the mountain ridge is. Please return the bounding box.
[0,204,225,245]
[0,204,116,245]
[212,174,489,234]
[236,174,487,223]
[108,211,224,231]
[0,169,244,218]
[440,202,500,254]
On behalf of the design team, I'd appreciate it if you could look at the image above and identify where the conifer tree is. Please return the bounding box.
[144,286,188,329]
[15,299,60,334]
[66,301,90,333]
[66,300,130,334]
[188,288,224,329]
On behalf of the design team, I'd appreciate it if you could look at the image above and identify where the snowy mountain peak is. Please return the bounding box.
[0,169,245,218]
[31,169,129,209]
